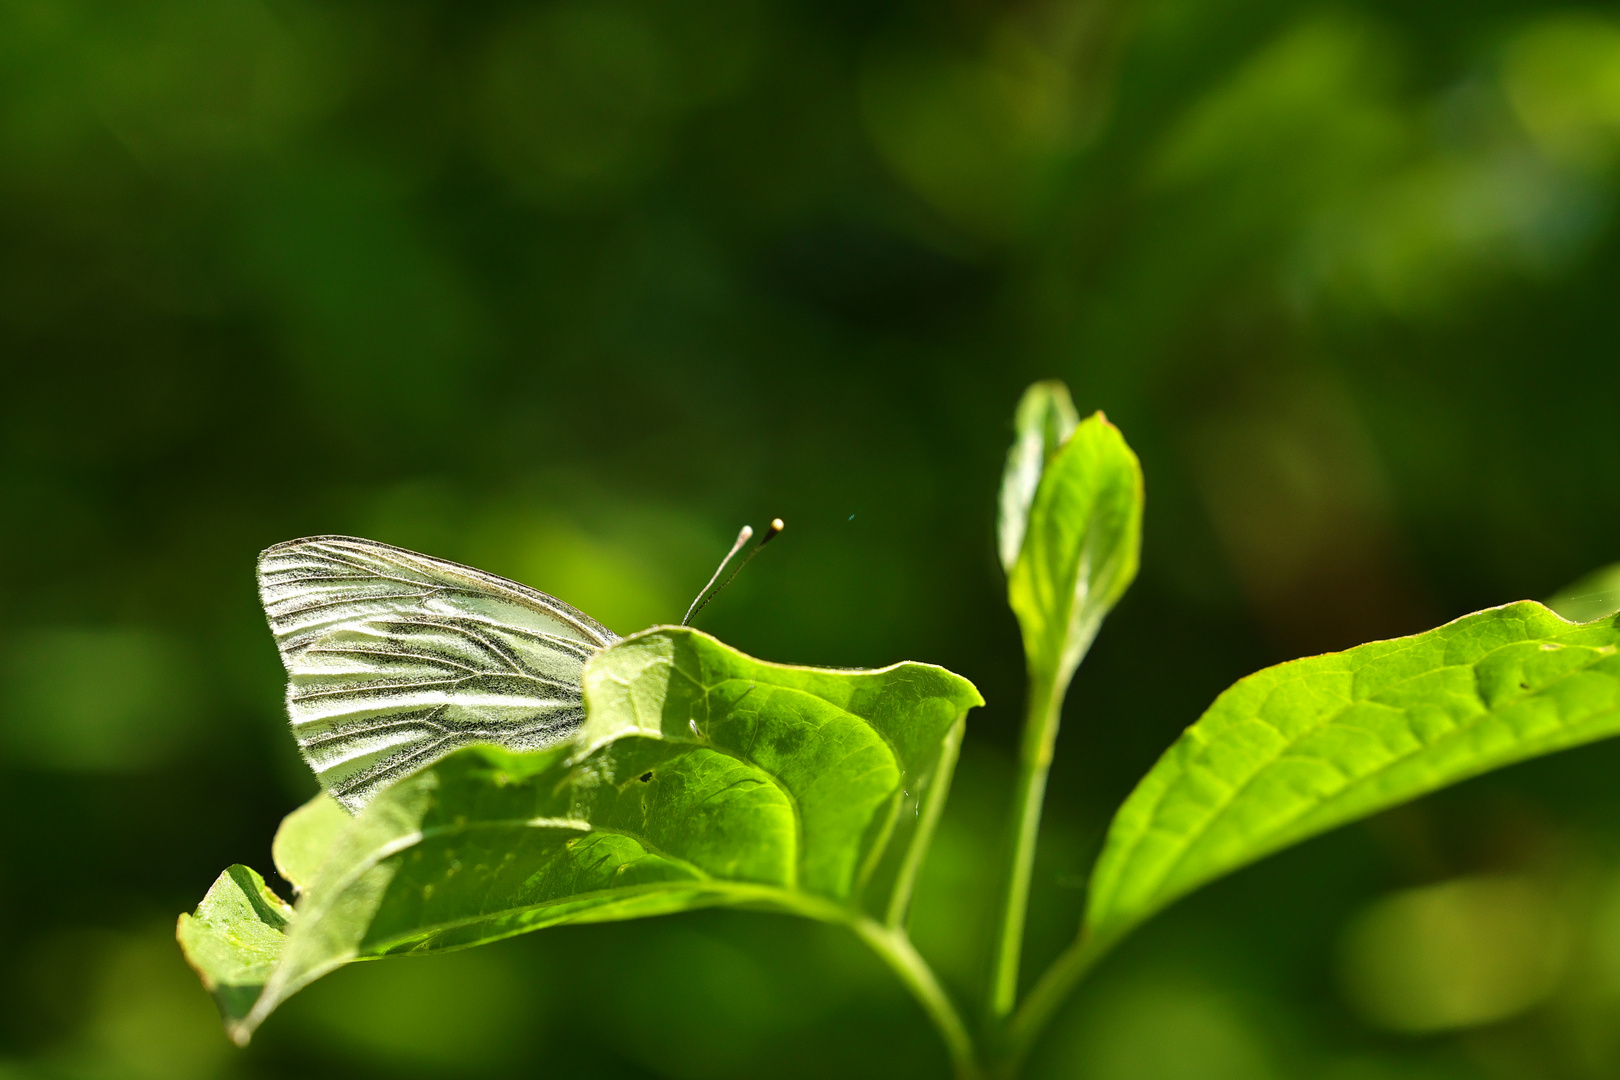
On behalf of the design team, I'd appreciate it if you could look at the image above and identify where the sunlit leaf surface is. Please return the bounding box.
[271,793,350,895]
[175,866,291,1025]
[1007,413,1143,693]
[1546,561,1620,623]
[997,380,1079,575]
[179,626,980,1043]
[1086,602,1620,943]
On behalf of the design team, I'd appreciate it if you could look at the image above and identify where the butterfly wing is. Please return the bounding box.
[258,535,620,811]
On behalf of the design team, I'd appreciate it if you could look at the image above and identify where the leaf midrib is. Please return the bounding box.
[407,817,718,883]
[362,879,855,955]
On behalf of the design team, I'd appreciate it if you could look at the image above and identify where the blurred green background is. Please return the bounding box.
[7,0,1620,1076]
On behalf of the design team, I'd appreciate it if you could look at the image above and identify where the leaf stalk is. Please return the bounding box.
[995,929,1115,1076]
[851,919,984,1080]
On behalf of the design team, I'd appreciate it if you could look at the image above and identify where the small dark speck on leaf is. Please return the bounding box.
[639,771,654,783]
[1520,682,1530,690]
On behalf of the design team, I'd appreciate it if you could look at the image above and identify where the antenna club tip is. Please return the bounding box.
[684,518,785,625]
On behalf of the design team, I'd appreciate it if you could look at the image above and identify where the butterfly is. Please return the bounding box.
[259,525,781,811]
[257,536,617,811]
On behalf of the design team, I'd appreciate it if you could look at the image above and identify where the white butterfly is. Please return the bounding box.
[258,536,619,811]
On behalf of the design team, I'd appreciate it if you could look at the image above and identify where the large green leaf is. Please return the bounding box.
[1007,411,1143,694]
[1085,602,1620,945]
[179,626,981,1044]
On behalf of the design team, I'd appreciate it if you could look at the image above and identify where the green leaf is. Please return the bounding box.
[1546,561,1620,623]
[1007,411,1143,694]
[988,406,1141,1021]
[184,626,981,1043]
[1085,602,1620,946]
[271,793,350,895]
[175,865,291,1033]
[998,381,1080,574]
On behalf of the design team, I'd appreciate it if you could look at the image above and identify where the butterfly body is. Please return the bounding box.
[258,536,619,811]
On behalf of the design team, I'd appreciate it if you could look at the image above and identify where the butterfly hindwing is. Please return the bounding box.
[257,536,620,811]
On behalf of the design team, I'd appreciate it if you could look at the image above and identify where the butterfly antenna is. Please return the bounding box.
[683,525,754,626]
[681,518,785,626]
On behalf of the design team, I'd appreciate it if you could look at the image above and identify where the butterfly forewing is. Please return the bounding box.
[258,536,619,811]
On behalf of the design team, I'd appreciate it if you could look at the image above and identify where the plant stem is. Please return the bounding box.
[987,670,1061,1020]
[852,919,983,1080]
[995,930,1115,1077]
